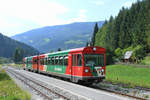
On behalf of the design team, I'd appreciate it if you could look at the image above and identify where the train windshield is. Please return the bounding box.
[84,54,104,67]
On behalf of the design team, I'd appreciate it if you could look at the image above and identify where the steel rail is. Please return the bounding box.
[6,66,149,100]
[6,68,69,100]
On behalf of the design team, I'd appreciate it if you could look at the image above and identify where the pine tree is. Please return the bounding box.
[90,22,99,46]
[13,48,24,64]
[85,42,89,47]
[57,48,61,51]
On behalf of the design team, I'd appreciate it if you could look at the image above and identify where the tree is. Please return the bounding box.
[115,48,123,59]
[57,48,62,51]
[90,22,99,46]
[13,48,24,63]
[85,42,89,47]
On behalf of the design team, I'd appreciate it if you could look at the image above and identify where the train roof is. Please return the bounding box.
[69,46,105,53]
[40,46,105,56]
[24,46,105,59]
[39,49,70,57]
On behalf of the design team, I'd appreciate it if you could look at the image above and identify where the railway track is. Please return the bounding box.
[5,67,69,100]
[4,66,149,100]
[90,85,147,100]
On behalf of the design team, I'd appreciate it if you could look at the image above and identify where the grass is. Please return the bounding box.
[64,40,84,44]
[141,56,150,65]
[44,38,51,43]
[0,65,31,100]
[106,64,150,88]
[4,63,23,68]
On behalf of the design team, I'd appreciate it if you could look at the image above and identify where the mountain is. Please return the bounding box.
[12,21,104,53]
[95,0,150,64]
[0,33,39,58]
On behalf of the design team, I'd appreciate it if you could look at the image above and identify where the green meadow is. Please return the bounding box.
[106,64,150,88]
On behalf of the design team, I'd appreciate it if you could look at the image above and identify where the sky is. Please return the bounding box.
[0,0,138,37]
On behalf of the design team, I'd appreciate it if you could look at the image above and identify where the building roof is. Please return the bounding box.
[123,51,133,59]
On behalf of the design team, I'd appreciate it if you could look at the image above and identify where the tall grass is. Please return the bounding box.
[106,64,150,88]
[0,65,31,100]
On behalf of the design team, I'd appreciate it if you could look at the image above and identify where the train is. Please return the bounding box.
[23,46,106,85]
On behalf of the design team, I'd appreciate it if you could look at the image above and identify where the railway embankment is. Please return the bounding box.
[0,65,31,100]
[98,64,150,99]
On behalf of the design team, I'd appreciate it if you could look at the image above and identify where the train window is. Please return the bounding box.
[64,55,68,66]
[55,56,59,65]
[52,57,54,65]
[84,54,104,67]
[77,54,82,66]
[34,59,36,64]
[48,57,51,64]
[59,56,63,65]
[36,59,38,64]
[33,59,37,64]
[30,60,32,64]
[72,55,76,66]
[40,58,44,65]
[44,58,47,65]
[27,60,29,64]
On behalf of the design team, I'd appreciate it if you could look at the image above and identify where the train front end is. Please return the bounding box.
[82,46,105,83]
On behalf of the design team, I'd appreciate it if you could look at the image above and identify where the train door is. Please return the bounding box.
[36,57,39,72]
[72,54,76,75]
[71,54,76,82]
[71,53,82,82]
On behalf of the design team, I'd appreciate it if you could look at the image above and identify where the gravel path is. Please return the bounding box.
[96,82,150,100]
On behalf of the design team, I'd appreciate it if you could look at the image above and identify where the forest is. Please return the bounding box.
[94,0,150,64]
[0,33,39,63]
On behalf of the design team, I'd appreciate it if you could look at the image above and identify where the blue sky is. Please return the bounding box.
[0,0,137,37]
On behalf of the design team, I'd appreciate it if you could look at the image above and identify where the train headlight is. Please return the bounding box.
[85,69,88,72]
[93,47,96,51]
[102,69,104,72]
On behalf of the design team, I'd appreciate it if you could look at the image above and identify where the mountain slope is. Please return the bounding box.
[0,33,39,58]
[12,21,104,53]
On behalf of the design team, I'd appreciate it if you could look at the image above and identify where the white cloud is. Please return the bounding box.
[0,0,68,26]
[65,9,88,23]
[91,0,104,6]
[122,1,134,8]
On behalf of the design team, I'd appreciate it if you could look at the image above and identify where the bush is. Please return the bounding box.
[115,48,123,59]
[114,45,146,62]
[0,57,13,64]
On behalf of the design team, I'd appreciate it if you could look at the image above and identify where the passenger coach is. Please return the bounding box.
[23,46,106,84]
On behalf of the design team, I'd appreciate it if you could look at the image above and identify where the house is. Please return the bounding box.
[123,51,133,63]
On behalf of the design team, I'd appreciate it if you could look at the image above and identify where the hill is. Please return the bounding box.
[0,33,39,58]
[95,0,150,64]
[12,22,104,53]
